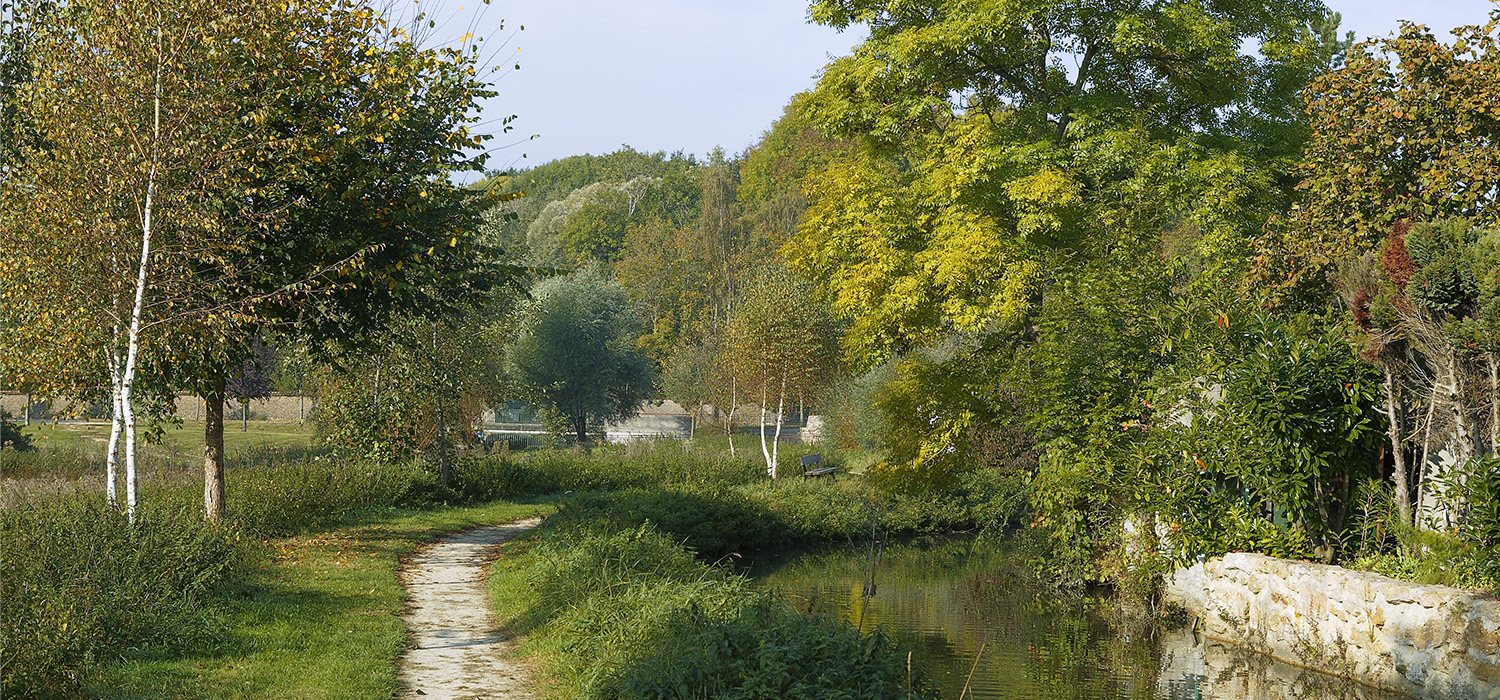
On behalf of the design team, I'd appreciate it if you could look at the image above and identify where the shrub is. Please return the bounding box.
[1,497,242,698]
[1,412,35,452]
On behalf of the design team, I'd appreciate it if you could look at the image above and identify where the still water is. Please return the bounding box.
[749,535,1412,700]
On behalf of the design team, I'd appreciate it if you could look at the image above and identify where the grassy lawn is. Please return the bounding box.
[19,421,314,459]
[95,499,556,700]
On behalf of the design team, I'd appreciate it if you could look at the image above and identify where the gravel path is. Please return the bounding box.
[400,518,543,700]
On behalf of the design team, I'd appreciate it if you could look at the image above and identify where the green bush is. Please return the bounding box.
[1,497,242,698]
[225,457,437,536]
[502,524,939,700]
[1,412,36,452]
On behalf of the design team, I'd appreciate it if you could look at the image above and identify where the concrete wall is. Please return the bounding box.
[1164,552,1499,700]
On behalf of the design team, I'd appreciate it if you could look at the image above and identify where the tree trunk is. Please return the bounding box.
[770,373,786,480]
[759,384,773,477]
[22,393,28,426]
[372,356,382,420]
[726,375,737,457]
[242,400,248,432]
[1382,368,1412,524]
[1446,351,1474,464]
[574,413,588,446]
[117,34,163,526]
[1417,385,1437,522]
[436,393,449,487]
[203,384,226,521]
[1489,352,1498,454]
[106,353,123,508]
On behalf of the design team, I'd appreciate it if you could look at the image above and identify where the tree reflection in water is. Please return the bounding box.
[749,535,1411,700]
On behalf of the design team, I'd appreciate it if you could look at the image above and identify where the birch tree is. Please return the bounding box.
[1,0,282,520]
[3,0,506,520]
[723,266,837,477]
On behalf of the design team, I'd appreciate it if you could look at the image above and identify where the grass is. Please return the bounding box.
[96,500,555,700]
[16,421,314,459]
[487,523,940,700]
[5,439,1019,698]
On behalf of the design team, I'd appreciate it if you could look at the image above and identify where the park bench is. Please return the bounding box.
[801,453,837,480]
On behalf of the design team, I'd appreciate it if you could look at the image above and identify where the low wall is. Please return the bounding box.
[1164,553,1499,700]
[1,392,313,423]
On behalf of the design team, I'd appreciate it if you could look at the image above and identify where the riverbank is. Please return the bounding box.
[1165,553,1500,700]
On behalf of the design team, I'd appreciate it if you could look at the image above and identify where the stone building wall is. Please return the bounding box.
[1164,552,1499,700]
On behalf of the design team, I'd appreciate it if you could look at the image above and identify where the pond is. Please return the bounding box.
[748,534,1413,700]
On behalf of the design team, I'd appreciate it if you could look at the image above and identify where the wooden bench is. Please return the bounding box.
[801,454,837,480]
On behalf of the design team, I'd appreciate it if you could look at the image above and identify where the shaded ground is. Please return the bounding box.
[400,518,543,700]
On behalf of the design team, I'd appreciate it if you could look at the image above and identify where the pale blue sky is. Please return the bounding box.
[418,0,1498,171]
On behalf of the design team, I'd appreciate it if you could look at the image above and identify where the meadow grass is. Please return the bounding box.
[13,421,315,464]
[488,523,940,700]
[95,500,554,700]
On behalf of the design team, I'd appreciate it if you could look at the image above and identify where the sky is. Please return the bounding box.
[414,0,1499,172]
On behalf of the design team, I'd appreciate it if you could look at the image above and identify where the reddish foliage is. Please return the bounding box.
[1382,220,1415,292]
[1352,287,1373,330]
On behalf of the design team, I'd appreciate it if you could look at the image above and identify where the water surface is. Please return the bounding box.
[749,535,1411,700]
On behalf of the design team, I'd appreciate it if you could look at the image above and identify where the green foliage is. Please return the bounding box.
[1,410,35,451]
[866,347,1020,492]
[314,299,511,462]
[1347,475,1499,593]
[1262,15,1500,292]
[506,267,655,443]
[821,363,895,452]
[495,524,941,700]
[1,497,242,698]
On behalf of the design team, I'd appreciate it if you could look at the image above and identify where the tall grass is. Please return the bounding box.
[2,439,1023,698]
[492,524,941,700]
[1,498,241,698]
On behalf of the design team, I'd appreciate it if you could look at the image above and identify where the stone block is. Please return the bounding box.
[1163,553,1498,700]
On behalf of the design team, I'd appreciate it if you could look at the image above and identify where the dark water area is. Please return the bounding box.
[747,535,1413,700]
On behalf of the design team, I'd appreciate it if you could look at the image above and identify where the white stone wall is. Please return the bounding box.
[1164,552,1499,700]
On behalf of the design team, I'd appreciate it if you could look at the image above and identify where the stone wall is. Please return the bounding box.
[1164,552,1499,700]
[1,392,314,423]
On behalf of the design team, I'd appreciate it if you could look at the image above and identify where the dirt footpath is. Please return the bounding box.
[400,518,543,699]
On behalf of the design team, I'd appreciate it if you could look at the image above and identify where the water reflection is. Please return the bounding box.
[749,535,1410,700]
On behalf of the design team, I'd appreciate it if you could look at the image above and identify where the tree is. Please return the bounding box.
[662,341,717,437]
[1264,15,1500,528]
[1,0,311,520]
[315,298,510,473]
[723,266,837,477]
[1257,15,1500,296]
[505,267,653,444]
[1,0,506,521]
[790,0,1344,367]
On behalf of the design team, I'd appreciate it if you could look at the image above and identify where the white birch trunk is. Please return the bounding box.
[759,383,773,477]
[726,375,737,457]
[1381,368,1411,525]
[119,42,163,524]
[1417,385,1437,519]
[769,370,787,479]
[106,351,123,508]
